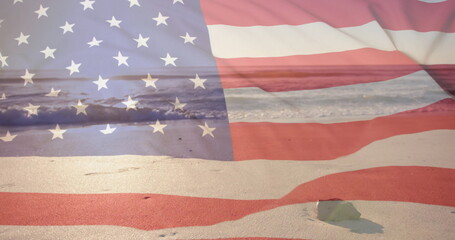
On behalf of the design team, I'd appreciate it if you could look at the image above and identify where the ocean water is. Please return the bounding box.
[1,65,453,158]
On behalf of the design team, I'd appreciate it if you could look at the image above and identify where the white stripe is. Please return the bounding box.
[224,70,449,123]
[1,201,453,239]
[1,130,454,199]
[162,201,455,239]
[209,21,395,58]
[385,29,455,65]
[208,21,455,64]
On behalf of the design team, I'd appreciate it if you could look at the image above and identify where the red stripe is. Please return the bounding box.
[200,0,455,32]
[216,49,416,67]
[231,99,455,161]
[0,167,452,230]
[216,49,420,91]
[0,193,273,231]
[281,166,455,206]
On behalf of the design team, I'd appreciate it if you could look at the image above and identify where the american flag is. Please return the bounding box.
[0,0,454,239]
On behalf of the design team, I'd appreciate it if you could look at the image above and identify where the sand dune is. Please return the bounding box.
[0,130,454,199]
[0,201,453,240]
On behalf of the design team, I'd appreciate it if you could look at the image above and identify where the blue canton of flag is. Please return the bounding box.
[0,0,233,160]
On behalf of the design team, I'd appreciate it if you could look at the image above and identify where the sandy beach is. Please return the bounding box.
[0,129,454,239]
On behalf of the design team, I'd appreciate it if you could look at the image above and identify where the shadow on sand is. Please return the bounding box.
[327,218,384,234]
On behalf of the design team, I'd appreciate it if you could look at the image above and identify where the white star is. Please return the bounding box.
[87,37,102,47]
[93,75,109,90]
[133,34,149,48]
[198,122,216,137]
[45,88,61,97]
[100,124,116,134]
[149,120,167,134]
[0,131,17,142]
[60,21,75,34]
[106,16,121,28]
[40,46,56,59]
[153,12,169,26]
[80,0,95,10]
[189,74,207,89]
[66,60,81,75]
[128,0,140,7]
[14,0,24,4]
[173,0,184,4]
[49,124,67,140]
[142,73,159,88]
[113,51,129,66]
[171,97,186,110]
[21,69,35,86]
[35,5,49,19]
[15,32,30,46]
[0,93,6,100]
[0,52,8,67]
[73,100,88,115]
[23,103,40,117]
[180,32,196,44]
[160,53,177,66]
[122,96,138,111]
